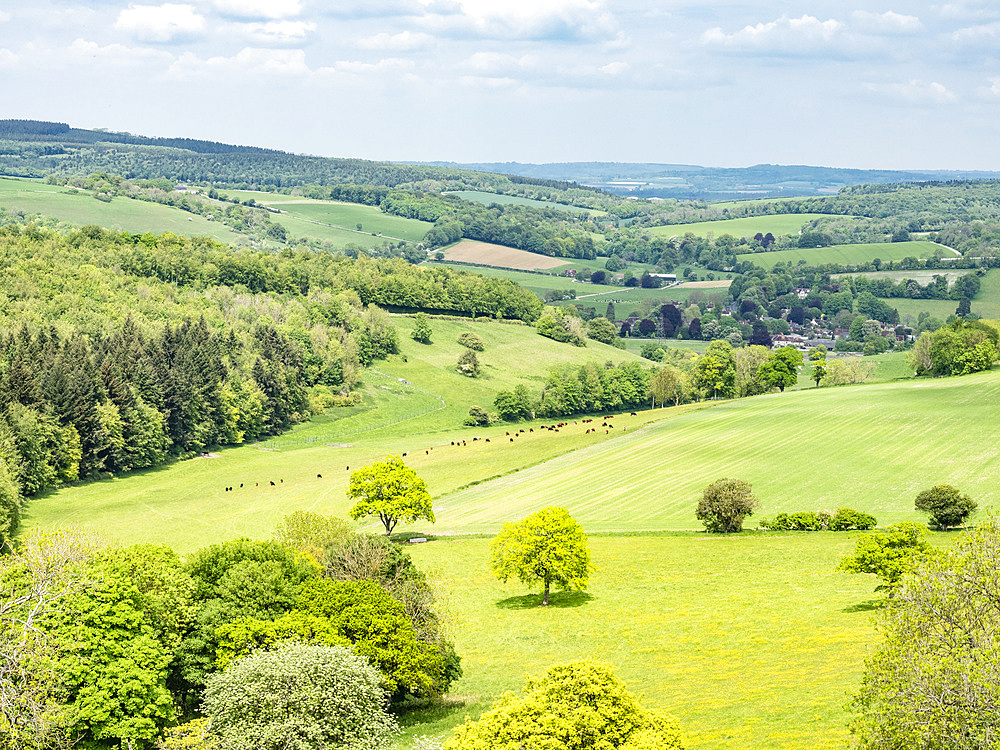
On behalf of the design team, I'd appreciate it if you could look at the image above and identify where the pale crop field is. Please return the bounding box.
[737,240,944,269]
[646,213,834,239]
[441,240,570,270]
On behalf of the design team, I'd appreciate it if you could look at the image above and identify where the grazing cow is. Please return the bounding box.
[280,479,284,483]
[506,432,510,436]
[510,438,514,442]
[630,412,637,416]
[485,438,490,443]
[346,466,350,471]
[317,474,322,479]
[451,441,455,445]
[255,482,259,487]
[529,428,533,432]
[402,452,408,457]
[269,481,275,486]
[240,483,244,488]
[426,450,429,455]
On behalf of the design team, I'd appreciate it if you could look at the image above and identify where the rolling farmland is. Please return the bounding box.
[646,213,834,239]
[737,240,946,268]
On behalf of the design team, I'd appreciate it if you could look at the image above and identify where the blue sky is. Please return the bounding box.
[2,1,998,169]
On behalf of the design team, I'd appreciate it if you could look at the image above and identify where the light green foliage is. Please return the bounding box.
[808,345,828,361]
[757,346,803,393]
[214,609,348,670]
[837,522,933,590]
[909,319,999,376]
[273,510,352,564]
[412,313,433,344]
[820,357,872,386]
[159,719,217,750]
[493,384,534,421]
[456,349,481,378]
[586,317,620,346]
[456,331,485,351]
[692,340,736,399]
[827,507,878,531]
[648,365,686,407]
[850,520,1000,750]
[913,484,977,530]
[695,478,758,533]
[732,344,770,397]
[204,643,398,750]
[347,455,434,536]
[0,457,20,549]
[296,578,442,697]
[44,548,178,747]
[536,308,586,347]
[490,507,592,606]
[444,661,684,750]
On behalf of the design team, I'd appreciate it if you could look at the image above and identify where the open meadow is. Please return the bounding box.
[646,213,834,239]
[738,240,948,269]
[0,176,244,242]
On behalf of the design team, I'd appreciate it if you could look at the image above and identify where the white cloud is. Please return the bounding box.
[66,38,174,65]
[0,48,17,67]
[851,10,922,34]
[333,58,414,75]
[862,79,958,105]
[701,15,845,49]
[420,0,619,41]
[939,1,1000,21]
[599,60,627,75]
[115,4,205,42]
[356,30,434,50]
[979,76,1000,98]
[240,20,316,44]
[0,11,10,23]
[951,21,1000,46]
[212,0,302,19]
[168,46,314,77]
[464,51,539,74]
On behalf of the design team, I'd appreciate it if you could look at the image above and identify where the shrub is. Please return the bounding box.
[828,507,878,531]
[411,313,433,344]
[456,331,485,351]
[203,643,398,750]
[456,349,480,377]
[464,406,491,426]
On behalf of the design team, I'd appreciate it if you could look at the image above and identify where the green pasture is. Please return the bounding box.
[646,214,832,239]
[833,269,968,285]
[270,200,432,242]
[0,177,243,242]
[403,531,944,749]
[738,241,944,269]
[876,269,1000,323]
[430,263,582,295]
[443,191,601,215]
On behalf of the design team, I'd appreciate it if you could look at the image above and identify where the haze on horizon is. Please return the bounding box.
[2,0,998,171]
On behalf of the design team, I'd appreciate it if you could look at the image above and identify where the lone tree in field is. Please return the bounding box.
[347,456,434,536]
[849,520,1000,749]
[411,313,432,344]
[837,522,932,592]
[695,478,758,533]
[490,507,592,606]
[914,484,977,530]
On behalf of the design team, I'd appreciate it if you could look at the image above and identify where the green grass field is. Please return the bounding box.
[0,177,244,242]
[646,214,834,239]
[737,241,944,269]
[876,269,1000,323]
[443,191,601,215]
[401,531,927,749]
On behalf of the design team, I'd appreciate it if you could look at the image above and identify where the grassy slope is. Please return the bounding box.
[878,269,1000,323]
[0,177,243,242]
[19,316,648,551]
[646,214,833,239]
[403,531,919,750]
[736,241,942,269]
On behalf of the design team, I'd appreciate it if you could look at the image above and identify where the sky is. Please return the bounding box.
[2,0,999,169]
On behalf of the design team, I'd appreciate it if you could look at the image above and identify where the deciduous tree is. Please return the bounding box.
[348,456,434,536]
[695,478,758,533]
[914,484,977,530]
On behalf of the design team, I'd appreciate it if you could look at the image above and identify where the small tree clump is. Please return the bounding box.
[456,331,485,351]
[828,507,878,531]
[914,484,977,530]
[837,522,933,591]
[695,479,758,533]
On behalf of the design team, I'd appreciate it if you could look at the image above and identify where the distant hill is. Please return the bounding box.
[408,160,1000,200]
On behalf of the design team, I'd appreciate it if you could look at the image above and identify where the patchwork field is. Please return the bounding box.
[440,239,570,270]
[673,279,733,289]
[646,213,834,239]
[877,269,1000,323]
[0,176,243,242]
[737,240,944,269]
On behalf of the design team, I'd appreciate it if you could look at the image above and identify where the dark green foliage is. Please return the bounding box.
[914,484,977,530]
[456,349,481,377]
[534,361,649,418]
[494,384,534,421]
[828,507,878,531]
[696,478,758,533]
[411,313,433,344]
[465,405,491,426]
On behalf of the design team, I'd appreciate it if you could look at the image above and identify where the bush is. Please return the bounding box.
[443,661,684,750]
[456,331,485,351]
[204,643,398,750]
[828,507,878,531]
[411,313,433,344]
[695,478,758,534]
[456,349,480,377]
[464,406,491,426]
